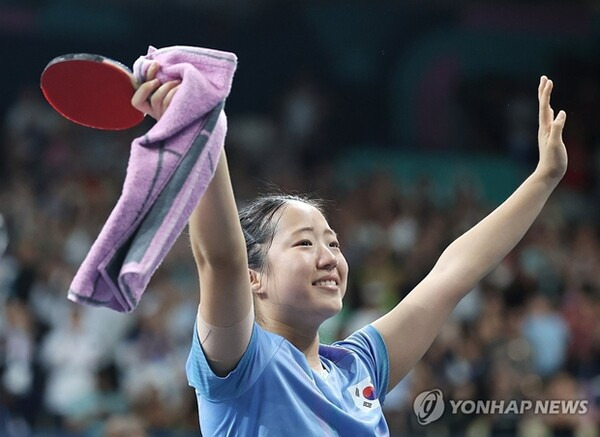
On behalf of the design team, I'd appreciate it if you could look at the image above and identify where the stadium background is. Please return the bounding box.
[0,1,599,436]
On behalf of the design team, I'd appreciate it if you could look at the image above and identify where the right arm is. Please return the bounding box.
[132,63,253,376]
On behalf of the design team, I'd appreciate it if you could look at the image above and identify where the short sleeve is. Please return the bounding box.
[333,324,390,404]
[185,322,284,402]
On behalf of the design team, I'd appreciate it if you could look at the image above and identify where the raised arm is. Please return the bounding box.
[132,63,253,376]
[372,76,568,389]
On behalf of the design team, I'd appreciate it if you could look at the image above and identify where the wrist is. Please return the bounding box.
[532,165,564,188]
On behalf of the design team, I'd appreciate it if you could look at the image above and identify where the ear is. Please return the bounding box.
[249,269,265,297]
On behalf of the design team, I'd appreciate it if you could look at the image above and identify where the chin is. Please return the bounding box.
[321,299,343,319]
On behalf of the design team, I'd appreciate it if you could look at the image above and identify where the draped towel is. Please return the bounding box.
[68,45,237,312]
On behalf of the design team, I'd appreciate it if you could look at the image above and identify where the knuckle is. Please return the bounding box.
[131,95,143,108]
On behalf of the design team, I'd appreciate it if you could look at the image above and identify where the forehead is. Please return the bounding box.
[274,201,330,235]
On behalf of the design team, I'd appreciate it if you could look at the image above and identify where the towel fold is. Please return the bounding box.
[68,45,237,312]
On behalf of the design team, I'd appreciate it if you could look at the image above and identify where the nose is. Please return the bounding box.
[317,244,338,271]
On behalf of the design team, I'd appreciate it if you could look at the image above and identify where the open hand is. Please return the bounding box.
[131,62,180,120]
[536,76,568,181]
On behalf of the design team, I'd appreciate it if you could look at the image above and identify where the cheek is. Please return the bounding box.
[281,255,313,285]
[339,254,349,278]
[339,256,350,294]
[266,253,310,294]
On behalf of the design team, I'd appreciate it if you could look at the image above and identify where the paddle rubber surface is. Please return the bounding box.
[41,53,145,130]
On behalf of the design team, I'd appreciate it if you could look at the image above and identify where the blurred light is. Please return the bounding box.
[0,214,8,257]
[0,5,36,34]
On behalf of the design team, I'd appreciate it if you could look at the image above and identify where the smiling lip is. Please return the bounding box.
[312,276,339,288]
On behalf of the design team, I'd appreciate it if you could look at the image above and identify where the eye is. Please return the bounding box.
[296,240,313,247]
[329,241,341,249]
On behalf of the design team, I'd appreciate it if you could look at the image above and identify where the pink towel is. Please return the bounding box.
[68,45,237,312]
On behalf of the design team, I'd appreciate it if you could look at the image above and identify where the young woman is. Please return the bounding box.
[132,63,568,435]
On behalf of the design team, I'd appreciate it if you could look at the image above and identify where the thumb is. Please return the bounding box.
[549,110,566,144]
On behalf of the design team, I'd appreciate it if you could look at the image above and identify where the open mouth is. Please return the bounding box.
[312,279,338,287]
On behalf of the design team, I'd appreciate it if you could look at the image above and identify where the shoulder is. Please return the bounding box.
[331,325,389,362]
[186,322,288,401]
[326,325,390,401]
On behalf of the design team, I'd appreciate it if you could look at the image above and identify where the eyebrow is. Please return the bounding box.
[291,226,338,239]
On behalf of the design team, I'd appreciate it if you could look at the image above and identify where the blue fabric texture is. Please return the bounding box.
[186,322,390,436]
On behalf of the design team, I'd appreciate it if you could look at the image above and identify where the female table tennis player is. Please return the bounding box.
[132,62,568,436]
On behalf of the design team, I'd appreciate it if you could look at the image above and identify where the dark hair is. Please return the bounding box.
[239,194,325,272]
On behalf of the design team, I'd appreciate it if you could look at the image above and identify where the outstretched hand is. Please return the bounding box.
[537,76,568,182]
[131,62,180,120]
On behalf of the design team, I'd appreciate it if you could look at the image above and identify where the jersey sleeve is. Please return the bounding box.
[185,322,284,402]
[334,324,390,404]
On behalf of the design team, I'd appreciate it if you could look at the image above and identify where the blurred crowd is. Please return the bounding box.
[1,59,600,437]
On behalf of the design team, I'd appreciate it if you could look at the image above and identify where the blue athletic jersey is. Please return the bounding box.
[186,322,390,436]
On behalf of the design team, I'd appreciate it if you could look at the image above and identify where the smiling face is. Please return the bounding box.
[252,200,348,329]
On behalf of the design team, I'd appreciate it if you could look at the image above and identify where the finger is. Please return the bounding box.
[146,62,160,81]
[549,110,566,144]
[162,84,180,113]
[150,80,180,114]
[538,75,547,100]
[131,78,161,113]
[129,63,158,92]
[539,78,554,131]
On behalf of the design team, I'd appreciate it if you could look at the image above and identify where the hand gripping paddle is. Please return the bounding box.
[40,53,145,130]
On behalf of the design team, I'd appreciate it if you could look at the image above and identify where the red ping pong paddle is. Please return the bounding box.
[40,53,145,130]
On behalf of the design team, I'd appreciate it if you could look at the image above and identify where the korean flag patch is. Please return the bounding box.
[347,377,381,412]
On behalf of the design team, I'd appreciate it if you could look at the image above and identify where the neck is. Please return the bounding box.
[260,316,323,371]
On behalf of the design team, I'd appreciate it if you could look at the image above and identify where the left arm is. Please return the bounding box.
[372,76,568,389]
